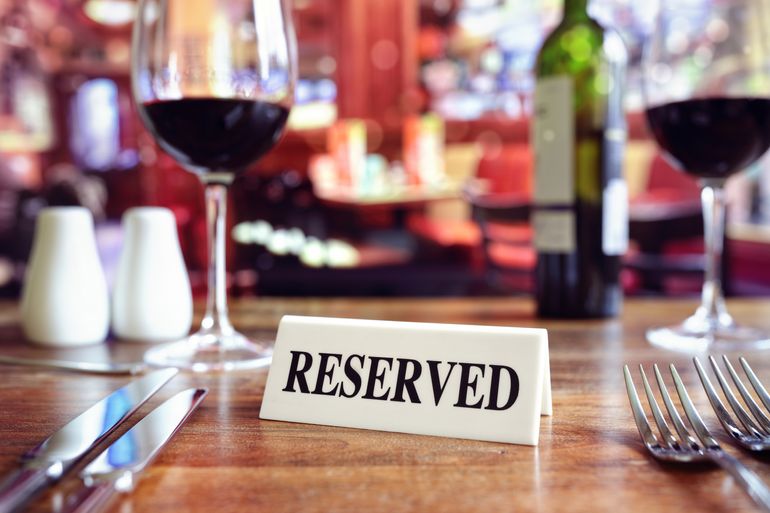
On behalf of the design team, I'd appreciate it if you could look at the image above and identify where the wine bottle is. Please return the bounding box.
[532,0,628,318]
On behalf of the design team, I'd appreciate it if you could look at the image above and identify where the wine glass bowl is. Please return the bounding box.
[643,0,770,351]
[131,0,296,371]
[140,99,290,174]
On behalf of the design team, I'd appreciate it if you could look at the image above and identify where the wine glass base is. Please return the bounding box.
[144,330,273,372]
[647,321,770,353]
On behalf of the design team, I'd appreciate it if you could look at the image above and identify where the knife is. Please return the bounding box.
[61,388,208,513]
[0,368,177,513]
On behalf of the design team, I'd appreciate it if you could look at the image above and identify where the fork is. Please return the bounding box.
[694,355,770,451]
[624,363,770,511]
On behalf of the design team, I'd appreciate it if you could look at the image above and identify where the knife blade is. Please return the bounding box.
[0,368,177,513]
[62,388,208,513]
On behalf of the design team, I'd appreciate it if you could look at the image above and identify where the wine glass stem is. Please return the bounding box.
[200,182,234,338]
[698,181,730,327]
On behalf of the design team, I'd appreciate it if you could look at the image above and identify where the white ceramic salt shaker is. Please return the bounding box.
[21,207,110,346]
[112,207,192,342]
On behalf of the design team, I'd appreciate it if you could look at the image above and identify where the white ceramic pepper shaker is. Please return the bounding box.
[112,207,192,342]
[21,207,110,346]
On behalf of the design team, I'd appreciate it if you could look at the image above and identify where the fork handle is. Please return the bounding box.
[709,450,770,512]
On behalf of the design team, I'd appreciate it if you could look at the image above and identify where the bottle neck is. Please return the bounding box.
[563,0,589,20]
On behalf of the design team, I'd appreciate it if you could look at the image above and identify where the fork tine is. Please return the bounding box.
[623,365,660,448]
[639,365,680,449]
[707,355,767,438]
[723,355,770,434]
[670,363,719,449]
[653,364,699,449]
[694,356,749,441]
[740,357,770,413]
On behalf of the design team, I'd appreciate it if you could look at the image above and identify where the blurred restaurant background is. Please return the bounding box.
[0,0,769,299]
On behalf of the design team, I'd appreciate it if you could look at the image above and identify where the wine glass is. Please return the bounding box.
[643,0,770,351]
[131,0,296,371]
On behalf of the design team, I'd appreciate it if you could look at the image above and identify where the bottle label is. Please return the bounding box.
[533,76,574,206]
[603,178,629,256]
[533,76,575,253]
[533,210,576,253]
[602,107,628,256]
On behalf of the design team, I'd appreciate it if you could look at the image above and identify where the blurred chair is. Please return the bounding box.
[464,144,535,292]
[627,154,708,294]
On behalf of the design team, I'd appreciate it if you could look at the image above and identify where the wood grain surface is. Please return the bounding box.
[2,298,770,513]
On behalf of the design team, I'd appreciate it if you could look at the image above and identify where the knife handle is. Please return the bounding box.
[62,483,117,513]
[0,467,51,513]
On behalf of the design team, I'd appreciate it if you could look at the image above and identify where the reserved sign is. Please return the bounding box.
[260,316,552,445]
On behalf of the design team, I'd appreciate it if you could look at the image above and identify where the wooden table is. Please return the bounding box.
[3,298,770,513]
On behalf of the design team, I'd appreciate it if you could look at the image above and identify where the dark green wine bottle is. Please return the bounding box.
[532,0,628,318]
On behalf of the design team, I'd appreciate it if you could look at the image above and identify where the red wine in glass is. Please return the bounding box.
[646,97,770,179]
[642,0,770,351]
[141,99,290,174]
[132,0,296,371]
